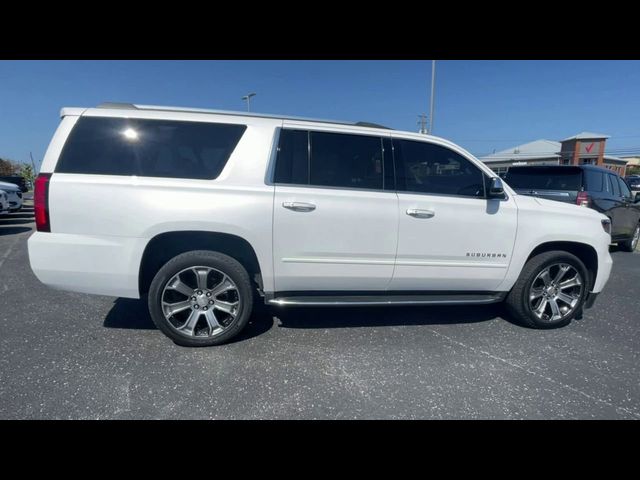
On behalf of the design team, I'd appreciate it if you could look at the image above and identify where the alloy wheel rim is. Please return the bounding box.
[528,263,583,322]
[161,266,240,337]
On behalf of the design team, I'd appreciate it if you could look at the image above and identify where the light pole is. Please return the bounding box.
[429,60,436,134]
[242,92,256,112]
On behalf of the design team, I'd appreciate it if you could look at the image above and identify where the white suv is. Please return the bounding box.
[28,103,613,346]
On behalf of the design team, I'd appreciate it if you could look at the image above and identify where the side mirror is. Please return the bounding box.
[487,177,506,199]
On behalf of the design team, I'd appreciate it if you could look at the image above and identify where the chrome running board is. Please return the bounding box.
[267,293,505,307]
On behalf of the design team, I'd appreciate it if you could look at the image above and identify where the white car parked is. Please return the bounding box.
[0,190,9,215]
[28,103,613,346]
[0,181,23,212]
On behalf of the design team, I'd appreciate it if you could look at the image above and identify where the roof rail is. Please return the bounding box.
[97,102,138,110]
[94,102,393,130]
[355,121,391,130]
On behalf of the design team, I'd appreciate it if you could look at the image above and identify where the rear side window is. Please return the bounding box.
[274,129,385,191]
[310,132,383,190]
[56,116,246,180]
[274,129,309,184]
[608,174,620,196]
[394,139,485,198]
[505,168,583,191]
[584,170,605,192]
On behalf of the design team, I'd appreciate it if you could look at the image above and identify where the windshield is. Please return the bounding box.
[505,168,583,191]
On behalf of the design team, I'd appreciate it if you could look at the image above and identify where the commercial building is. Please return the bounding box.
[622,156,640,176]
[480,132,627,176]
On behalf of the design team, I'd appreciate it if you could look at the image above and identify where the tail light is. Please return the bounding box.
[34,173,52,232]
[576,191,590,207]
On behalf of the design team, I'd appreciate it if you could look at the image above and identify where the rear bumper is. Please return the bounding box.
[27,231,145,299]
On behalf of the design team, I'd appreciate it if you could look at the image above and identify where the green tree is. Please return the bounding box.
[0,158,19,175]
[20,164,35,184]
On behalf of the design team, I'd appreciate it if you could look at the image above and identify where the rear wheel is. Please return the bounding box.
[148,250,253,347]
[618,223,639,252]
[505,251,588,329]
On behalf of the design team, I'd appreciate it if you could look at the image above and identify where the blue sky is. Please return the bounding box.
[1,60,639,168]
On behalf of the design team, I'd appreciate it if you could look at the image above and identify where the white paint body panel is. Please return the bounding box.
[28,105,613,301]
[390,194,517,290]
[31,108,279,298]
[273,186,398,290]
[497,195,612,293]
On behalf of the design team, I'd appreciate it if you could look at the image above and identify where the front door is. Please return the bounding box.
[617,176,638,237]
[388,138,517,291]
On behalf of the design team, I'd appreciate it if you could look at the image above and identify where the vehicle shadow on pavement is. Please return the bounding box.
[0,206,34,234]
[2,213,35,220]
[104,299,157,330]
[0,218,34,225]
[0,226,32,236]
[273,304,504,330]
[103,298,275,343]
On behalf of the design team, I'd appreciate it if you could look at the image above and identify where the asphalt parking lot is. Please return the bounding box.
[1,201,639,419]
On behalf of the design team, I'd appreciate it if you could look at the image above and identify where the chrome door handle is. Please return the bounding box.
[406,208,435,218]
[283,201,316,212]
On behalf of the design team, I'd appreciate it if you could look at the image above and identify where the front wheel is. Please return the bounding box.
[148,250,254,347]
[505,251,588,329]
[618,223,639,252]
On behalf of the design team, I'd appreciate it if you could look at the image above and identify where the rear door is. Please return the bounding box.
[272,128,398,292]
[583,168,611,215]
[389,137,517,291]
[503,167,582,204]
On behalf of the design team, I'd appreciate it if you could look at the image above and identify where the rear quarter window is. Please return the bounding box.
[56,116,247,180]
[584,170,605,192]
[505,168,583,190]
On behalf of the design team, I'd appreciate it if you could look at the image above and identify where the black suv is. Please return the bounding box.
[504,165,640,252]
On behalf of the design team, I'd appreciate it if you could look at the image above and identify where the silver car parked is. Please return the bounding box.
[0,181,23,212]
[0,189,10,215]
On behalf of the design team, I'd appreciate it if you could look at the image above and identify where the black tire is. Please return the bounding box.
[504,250,589,329]
[618,223,640,252]
[148,250,253,347]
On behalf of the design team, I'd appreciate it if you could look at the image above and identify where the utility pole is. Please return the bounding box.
[241,92,256,112]
[429,60,436,134]
[30,151,36,173]
[417,114,428,134]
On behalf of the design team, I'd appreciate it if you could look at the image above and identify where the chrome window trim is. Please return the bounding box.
[270,182,398,196]
[269,127,388,193]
